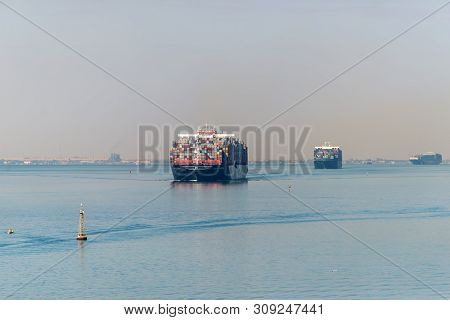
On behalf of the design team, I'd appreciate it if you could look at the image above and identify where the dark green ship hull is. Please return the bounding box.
[171,164,248,181]
[314,159,342,169]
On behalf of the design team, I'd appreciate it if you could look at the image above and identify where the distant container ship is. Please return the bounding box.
[170,125,248,181]
[314,143,342,169]
[409,152,442,165]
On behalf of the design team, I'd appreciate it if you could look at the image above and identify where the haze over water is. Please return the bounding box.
[1,164,449,299]
[1,0,449,160]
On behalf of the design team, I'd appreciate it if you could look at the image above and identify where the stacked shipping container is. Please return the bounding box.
[169,127,247,167]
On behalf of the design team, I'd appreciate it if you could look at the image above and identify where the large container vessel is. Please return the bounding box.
[170,125,248,181]
[314,143,342,169]
[409,152,442,165]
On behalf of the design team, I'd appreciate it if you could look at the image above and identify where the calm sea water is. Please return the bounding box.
[1,164,449,299]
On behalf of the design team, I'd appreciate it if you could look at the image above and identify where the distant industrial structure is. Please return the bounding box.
[108,153,122,163]
[0,152,132,166]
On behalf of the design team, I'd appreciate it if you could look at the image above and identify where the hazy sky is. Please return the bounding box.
[1,0,449,160]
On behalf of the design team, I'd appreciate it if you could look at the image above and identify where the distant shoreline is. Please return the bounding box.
[1,160,448,166]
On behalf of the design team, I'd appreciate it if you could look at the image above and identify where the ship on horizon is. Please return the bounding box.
[169,125,248,181]
[314,142,342,169]
[409,152,442,165]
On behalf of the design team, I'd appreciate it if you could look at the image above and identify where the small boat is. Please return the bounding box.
[7,229,14,234]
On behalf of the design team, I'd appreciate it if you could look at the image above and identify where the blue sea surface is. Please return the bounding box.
[0,164,449,299]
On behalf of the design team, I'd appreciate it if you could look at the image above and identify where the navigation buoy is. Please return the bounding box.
[76,203,87,241]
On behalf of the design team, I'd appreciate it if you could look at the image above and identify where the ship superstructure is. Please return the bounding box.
[314,142,342,169]
[170,125,248,181]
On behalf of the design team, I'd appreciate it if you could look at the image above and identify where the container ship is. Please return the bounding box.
[314,143,342,169]
[169,125,248,181]
[409,152,442,165]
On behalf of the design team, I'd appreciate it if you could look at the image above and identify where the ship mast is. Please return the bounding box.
[76,203,87,241]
